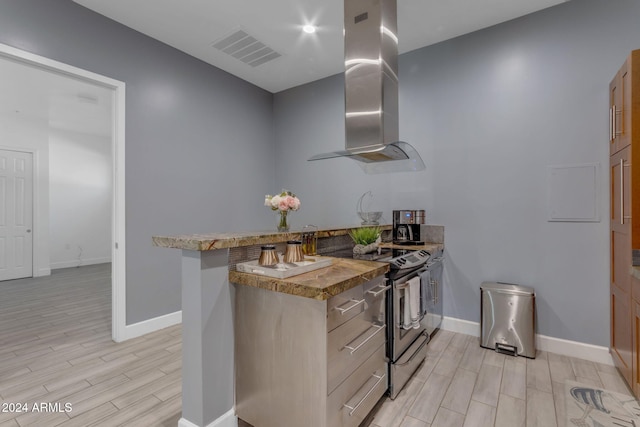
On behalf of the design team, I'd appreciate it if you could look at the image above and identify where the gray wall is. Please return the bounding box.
[273,0,640,347]
[3,0,640,347]
[0,0,276,324]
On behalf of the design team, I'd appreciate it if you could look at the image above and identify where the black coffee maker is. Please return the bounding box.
[392,210,425,245]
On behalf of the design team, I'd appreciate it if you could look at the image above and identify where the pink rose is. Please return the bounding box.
[278,199,289,211]
[287,196,300,210]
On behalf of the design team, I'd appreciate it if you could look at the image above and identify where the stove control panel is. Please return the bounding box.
[389,250,431,270]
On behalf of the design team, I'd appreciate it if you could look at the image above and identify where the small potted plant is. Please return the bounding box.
[349,226,381,255]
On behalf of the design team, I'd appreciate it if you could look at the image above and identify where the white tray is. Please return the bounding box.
[235,256,332,279]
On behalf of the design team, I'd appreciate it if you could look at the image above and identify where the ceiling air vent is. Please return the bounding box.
[212,29,281,67]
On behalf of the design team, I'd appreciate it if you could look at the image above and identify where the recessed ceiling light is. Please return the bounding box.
[303,25,316,34]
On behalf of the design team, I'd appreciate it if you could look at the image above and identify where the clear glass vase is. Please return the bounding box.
[277,210,289,232]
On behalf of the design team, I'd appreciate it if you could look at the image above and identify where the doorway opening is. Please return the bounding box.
[0,43,127,342]
[0,149,34,281]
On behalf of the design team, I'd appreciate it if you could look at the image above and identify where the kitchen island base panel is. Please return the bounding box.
[181,249,235,427]
[235,284,328,427]
[234,274,388,427]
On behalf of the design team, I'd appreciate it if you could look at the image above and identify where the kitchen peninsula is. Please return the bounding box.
[152,225,397,427]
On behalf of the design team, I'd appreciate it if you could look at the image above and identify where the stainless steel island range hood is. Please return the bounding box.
[308,0,425,173]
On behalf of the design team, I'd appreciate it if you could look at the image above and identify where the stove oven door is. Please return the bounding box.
[390,266,427,362]
[421,257,443,336]
[389,331,428,399]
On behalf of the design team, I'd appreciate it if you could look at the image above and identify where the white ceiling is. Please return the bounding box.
[0,56,112,137]
[73,0,569,93]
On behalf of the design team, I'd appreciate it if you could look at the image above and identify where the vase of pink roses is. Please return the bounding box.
[264,190,301,232]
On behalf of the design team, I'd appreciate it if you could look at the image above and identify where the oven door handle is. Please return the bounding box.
[395,267,428,289]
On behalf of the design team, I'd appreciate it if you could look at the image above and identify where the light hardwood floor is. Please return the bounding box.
[0,264,182,427]
[0,265,631,427]
[368,330,633,427]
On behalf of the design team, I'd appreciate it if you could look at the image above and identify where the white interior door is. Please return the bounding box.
[0,149,33,281]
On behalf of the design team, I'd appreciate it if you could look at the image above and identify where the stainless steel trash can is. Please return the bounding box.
[480,282,536,358]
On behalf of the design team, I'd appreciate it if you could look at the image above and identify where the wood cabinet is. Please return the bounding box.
[632,275,640,396]
[610,50,640,395]
[611,147,632,384]
[610,59,631,155]
[612,273,632,383]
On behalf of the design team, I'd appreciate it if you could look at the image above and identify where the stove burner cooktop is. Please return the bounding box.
[322,248,392,262]
[323,247,432,270]
[387,250,430,270]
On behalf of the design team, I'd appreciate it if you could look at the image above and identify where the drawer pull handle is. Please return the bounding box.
[343,372,386,416]
[335,298,365,315]
[431,279,437,303]
[344,324,385,355]
[610,106,613,141]
[366,284,391,297]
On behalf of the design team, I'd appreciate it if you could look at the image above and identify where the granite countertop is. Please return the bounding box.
[229,256,390,300]
[152,225,392,251]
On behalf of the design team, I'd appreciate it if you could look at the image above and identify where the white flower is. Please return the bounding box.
[270,195,282,209]
[264,195,272,207]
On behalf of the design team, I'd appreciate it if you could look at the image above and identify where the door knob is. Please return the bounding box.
[26,229,31,233]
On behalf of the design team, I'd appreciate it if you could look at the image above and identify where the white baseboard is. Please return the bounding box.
[179,409,237,427]
[121,310,182,341]
[50,257,111,270]
[442,316,481,337]
[35,267,51,277]
[535,333,614,366]
[441,316,614,366]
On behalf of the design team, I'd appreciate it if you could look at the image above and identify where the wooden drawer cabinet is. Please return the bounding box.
[610,147,631,381]
[612,283,632,384]
[610,49,640,396]
[610,59,631,155]
[633,275,640,396]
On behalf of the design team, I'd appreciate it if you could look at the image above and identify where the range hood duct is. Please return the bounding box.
[308,0,425,173]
